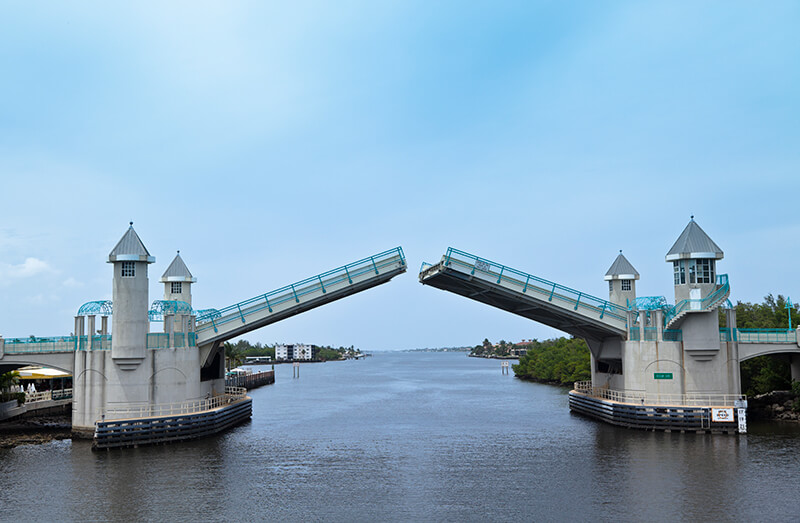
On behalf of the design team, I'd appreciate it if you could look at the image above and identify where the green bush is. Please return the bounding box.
[511,337,591,385]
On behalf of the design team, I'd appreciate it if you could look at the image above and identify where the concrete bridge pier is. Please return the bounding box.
[791,354,800,383]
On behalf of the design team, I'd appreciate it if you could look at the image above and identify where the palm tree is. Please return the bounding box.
[224,342,245,371]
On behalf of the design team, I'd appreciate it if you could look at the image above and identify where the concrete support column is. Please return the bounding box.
[101,316,108,335]
[165,314,174,348]
[626,311,635,339]
[0,335,4,358]
[638,312,644,340]
[725,308,741,396]
[74,316,85,350]
[655,310,664,340]
[791,354,800,382]
[726,308,738,337]
[87,315,96,350]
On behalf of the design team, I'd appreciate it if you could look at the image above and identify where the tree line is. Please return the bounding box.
[723,294,796,396]
[223,340,359,369]
[510,337,591,385]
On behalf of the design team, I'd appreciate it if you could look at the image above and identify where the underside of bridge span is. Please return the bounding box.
[420,263,624,344]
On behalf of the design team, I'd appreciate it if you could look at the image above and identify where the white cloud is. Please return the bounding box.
[0,257,55,281]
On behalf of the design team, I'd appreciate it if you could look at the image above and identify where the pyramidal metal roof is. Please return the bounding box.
[108,223,155,263]
[160,252,197,283]
[604,251,639,281]
[665,218,723,262]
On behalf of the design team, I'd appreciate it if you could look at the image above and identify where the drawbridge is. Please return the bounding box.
[0,247,406,371]
[419,248,628,342]
[195,247,406,363]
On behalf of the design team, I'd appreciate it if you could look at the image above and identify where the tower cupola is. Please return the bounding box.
[605,251,639,307]
[666,217,723,303]
[160,251,196,306]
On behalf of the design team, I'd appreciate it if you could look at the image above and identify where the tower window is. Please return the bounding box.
[171,282,182,294]
[122,261,135,278]
[695,259,712,284]
[621,280,631,291]
[673,261,686,285]
[609,281,613,292]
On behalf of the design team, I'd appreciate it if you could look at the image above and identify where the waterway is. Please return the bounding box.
[2,351,800,522]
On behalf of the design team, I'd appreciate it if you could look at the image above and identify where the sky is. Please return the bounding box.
[1,2,798,351]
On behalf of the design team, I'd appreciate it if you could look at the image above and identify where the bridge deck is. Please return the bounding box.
[419,248,627,341]
[196,247,406,360]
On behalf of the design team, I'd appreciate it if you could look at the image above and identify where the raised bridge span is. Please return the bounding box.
[419,248,629,342]
[0,247,407,373]
[419,247,800,361]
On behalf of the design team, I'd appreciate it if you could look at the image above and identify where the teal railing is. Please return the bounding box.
[719,328,736,342]
[196,247,406,334]
[4,336,80,353]
[663,274,729,326]
[735,329,796,344]
[146,333,169,349]
[85,335,112,350]
[437,248,628,324]
[627,328,683,342]
[6,332,198,353]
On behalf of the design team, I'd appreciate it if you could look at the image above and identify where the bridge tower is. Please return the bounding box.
[108,222,155,367]
[160,251,197,336]
[73,223,156,435]
[605,251,638,308]
[663,218,737,395]
[161,251,195,306]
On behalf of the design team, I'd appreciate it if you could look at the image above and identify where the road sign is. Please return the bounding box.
[654,372,673,380]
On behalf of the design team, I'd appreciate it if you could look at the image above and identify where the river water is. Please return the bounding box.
[2,351,800,522]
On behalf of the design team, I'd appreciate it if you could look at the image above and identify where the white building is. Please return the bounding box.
[275,343,312,361]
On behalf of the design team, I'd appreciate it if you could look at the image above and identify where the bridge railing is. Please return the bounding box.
[196,247,406,335]
[4,336,80,354]
[25,388,73,403]
[101,387,248,421]
[735,328,796,344]
[573,381,743,407]
[435,248,628,324]
[5,331,199,354]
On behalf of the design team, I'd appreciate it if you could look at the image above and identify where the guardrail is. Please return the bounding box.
[25,389,73,403]
[101,387,248,421]
[196,247,406,334]
[664,274,729,326]
[735,328,797,344]
[4,336,80,353]
[5,332,198,354]
[573,381,743,407]
[433,248,628,325]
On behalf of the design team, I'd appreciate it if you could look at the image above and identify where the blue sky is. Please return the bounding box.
[1,2,798,350]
